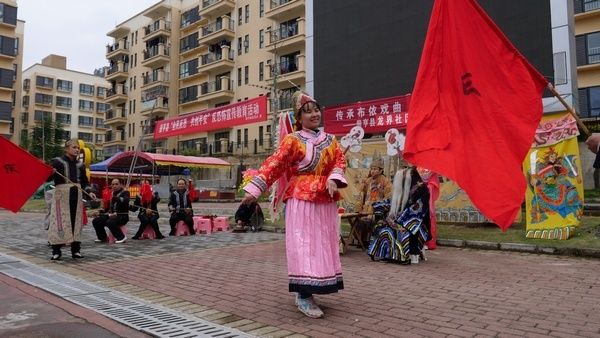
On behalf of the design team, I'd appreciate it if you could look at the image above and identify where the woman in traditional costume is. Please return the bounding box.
[241,91,347,318]
[367,167,430,264]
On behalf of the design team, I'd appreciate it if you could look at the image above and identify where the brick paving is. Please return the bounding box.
[0,210,599,337]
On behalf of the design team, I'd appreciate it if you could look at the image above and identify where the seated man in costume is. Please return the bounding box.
[368,167,430,264]
[92,178,130,243]
[356,158,392,246]
[130,180,165,240]
[168,178,196,236]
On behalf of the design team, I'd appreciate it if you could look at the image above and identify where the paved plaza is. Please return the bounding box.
[0,210,599,337]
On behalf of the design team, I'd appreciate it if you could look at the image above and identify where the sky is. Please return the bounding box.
[18,0,160,74]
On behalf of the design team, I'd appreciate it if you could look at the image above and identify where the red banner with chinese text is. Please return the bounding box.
[153,96,268,139]
[323,95,411,135]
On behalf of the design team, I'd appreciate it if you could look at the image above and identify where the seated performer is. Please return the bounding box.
[92,178,129,243]
[130,180,165,239]
[356,158,392,245]
[367,167,430,264]
[168,178,196,236]
[233,201,264,232]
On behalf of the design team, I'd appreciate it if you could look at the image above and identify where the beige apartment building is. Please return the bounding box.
[0,0,22,138]
[18,55,110,159]
[104,0,306,170]
[575,0,600,125]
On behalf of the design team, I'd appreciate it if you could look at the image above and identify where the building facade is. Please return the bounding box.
[18,55,110,159]
[575,0,600,124]
[103,0,306,171]
[0,0,21,138]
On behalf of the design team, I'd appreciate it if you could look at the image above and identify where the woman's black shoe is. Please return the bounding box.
[50,253,61,261]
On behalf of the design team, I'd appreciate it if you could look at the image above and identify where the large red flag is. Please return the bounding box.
[0,136,54,212]
[403,0,548,230]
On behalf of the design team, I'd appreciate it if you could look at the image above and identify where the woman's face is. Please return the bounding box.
[300,102,321,130]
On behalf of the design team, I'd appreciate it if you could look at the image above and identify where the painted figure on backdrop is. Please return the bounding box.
[355,158,392,245]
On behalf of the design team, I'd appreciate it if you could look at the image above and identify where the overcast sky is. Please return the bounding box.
[18,0,159,74]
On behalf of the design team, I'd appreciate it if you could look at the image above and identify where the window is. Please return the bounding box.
[78,116,94,127]
[238,7,242,26]
[244,35,249,53]
[22,95,28,107]
[259,30,264,49]
[79,83,94,95]
[97,87,106,97]
[36,76,53,89]
[23,78,29,91]
[57,79,72,92]
[179,85,198,104]
[237,129,241,145]
[279,18,299,40]
[577,31,600,66]
[0,4,17,25]
[259,126,264,146]
[259,0,264,17]
[96,118,105,129]
[96,102,109,113]
[181,6,200,28]
[34,110,52,121]
[237,67,242,86]
[180,32,199,53]
[579,86,600,117]
[35,93,52,105]
[245,5,249,23]
[77,132,93,143]
[243,128,248,147]
[244,65,249,85]
[179,59,198,78]
[95,133,104,143]
[259,62,264,81]
[56,96,72,108]
[56,112,71,125]
[0,68,13,88]
[237,37,242,55]
[78,99,94,112]
[0,35,16,56]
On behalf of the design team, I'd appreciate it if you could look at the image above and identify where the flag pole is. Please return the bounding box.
[546,83,590,136]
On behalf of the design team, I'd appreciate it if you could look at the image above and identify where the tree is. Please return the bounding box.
[21,116,67,161]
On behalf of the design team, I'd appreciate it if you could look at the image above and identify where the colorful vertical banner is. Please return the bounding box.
[523,112,583,239]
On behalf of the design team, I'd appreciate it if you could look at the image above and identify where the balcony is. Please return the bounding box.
[179,37,203,57]
[105,61,129,82]
[266,0,304,21]
[106,40,129,59]
[105,107,127,126]
[141,96,169,117]
[198,78,234,103]
[199,18,235,45]
[266,55,306,89]
[142,70,170,89]
[107,25,130,39]
[200,0,235,18]
[266,19,305,55]
[180,10,207,33]
[142,44,170,68]
[104,131,127,149]
[105,84,128,105]
[143,19,171,42]
[199,48,234,74]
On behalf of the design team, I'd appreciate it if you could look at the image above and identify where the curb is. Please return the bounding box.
[437,238,600,259]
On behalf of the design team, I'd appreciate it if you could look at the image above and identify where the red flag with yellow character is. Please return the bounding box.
[0,136,54,212]
[403,0,548,230]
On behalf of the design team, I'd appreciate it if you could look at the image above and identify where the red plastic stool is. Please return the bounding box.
[175,220,190,236]
[213,217,230,232]
[108,225,127,243]
[193,216,212,234]
[140,224,156,240]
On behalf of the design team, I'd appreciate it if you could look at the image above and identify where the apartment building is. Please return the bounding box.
[18,55,110,159]
[575,0,600,125]
[0,1,21,138]
[104,0,306,170]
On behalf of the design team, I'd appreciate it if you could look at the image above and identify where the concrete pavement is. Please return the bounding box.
[0,210,599,337]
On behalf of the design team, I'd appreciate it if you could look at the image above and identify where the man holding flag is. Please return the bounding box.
[403,0,549,230]
[47,139,96,260]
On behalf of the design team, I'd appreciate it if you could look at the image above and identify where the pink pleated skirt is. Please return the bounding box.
[285,198,343,294]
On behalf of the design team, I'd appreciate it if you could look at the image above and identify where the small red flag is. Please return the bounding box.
[0,136,54,212]
[403,0,548,230]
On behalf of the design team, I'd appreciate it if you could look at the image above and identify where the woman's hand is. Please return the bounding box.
[326,179,338,198]
[241,193,257,205]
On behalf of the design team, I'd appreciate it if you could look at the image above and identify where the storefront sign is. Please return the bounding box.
[154,96,268,139]
[323,95,410,135]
